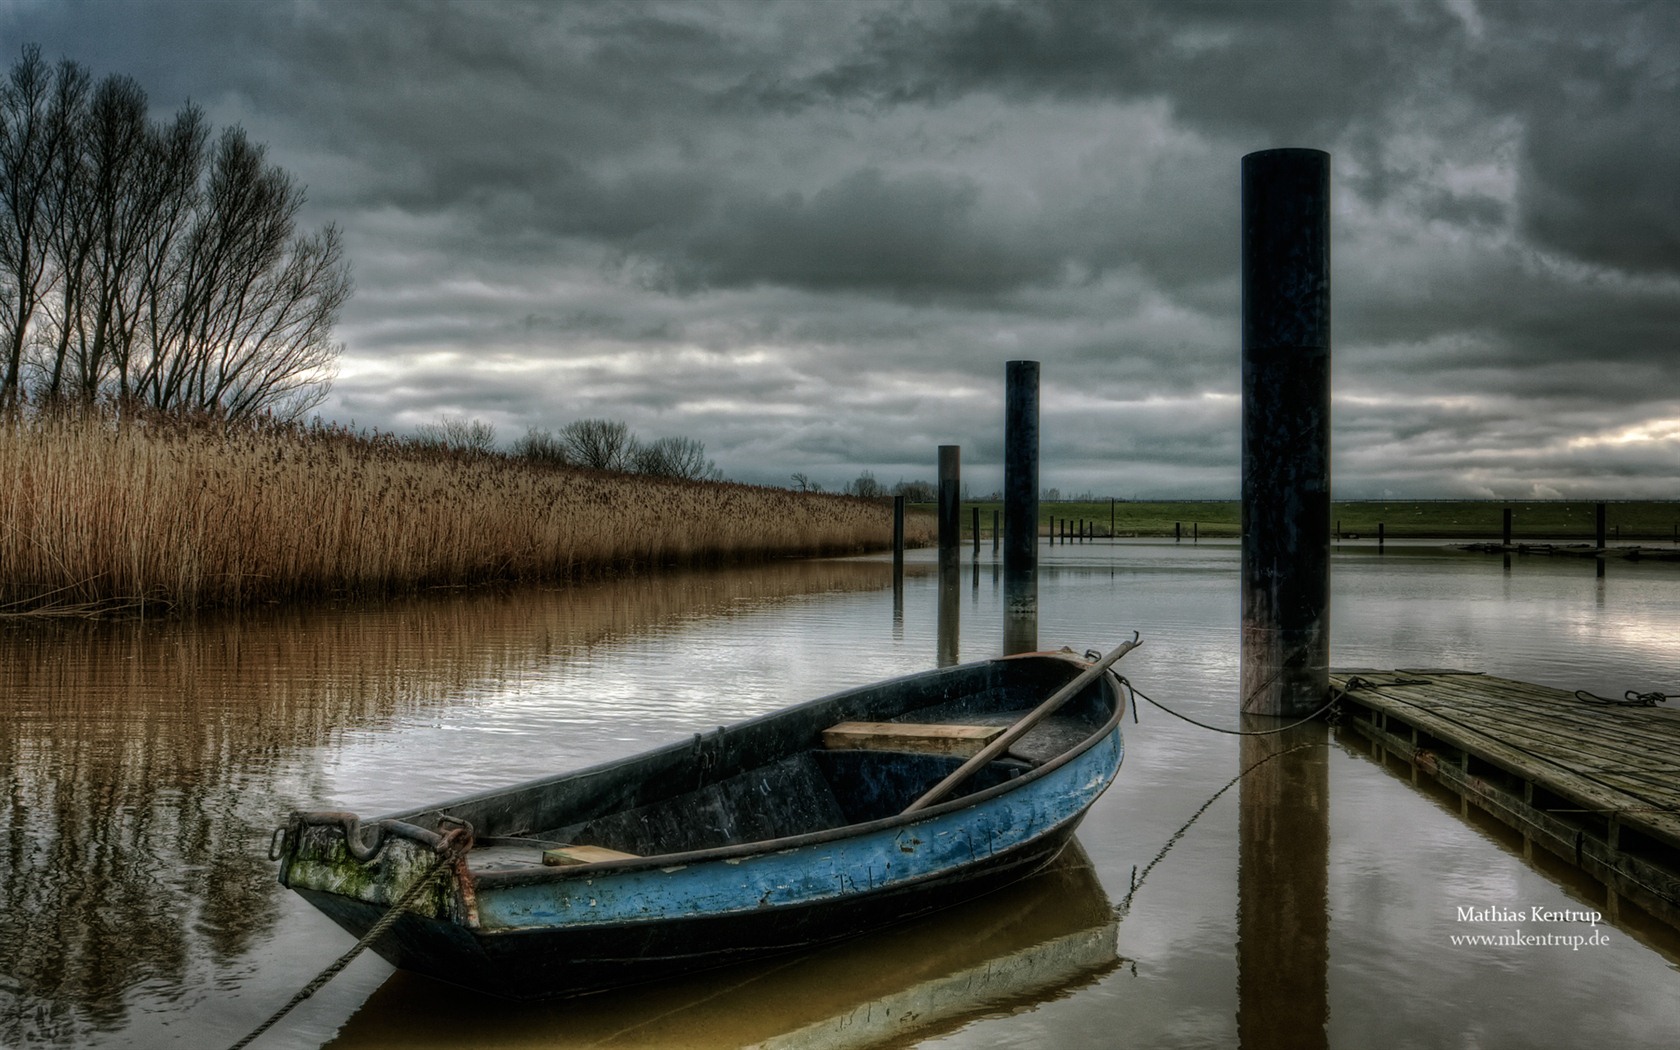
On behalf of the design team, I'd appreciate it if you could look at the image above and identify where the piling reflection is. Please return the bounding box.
[1236,719,1330,1050]
[1003,569,1039,655]
[938,548,961,666]
[328,843,1119,1050]
[0,559,897,1049]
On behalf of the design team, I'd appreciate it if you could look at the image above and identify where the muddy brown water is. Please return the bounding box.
[3,541,1679,1048]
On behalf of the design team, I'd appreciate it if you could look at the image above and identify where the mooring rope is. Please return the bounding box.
[1574,689,1669,708]
[228,827,469,1050]
[1119,676,1341,736]
[1116,741,1327,916]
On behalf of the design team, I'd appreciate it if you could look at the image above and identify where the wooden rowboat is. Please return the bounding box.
[274,646,1133,1001]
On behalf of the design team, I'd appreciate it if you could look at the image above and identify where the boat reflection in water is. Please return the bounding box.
[327,843,1120,1050]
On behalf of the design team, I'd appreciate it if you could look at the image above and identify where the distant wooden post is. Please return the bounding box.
[938,446,960,555]
[1503,507,1513,547]
[1005,361,1040,576]
[992,509,1000,554]
[1194,522,1199,543]
[1241,147,1331,718]
[1176,521,1182,542]
[1596,502,1607,549]
[972,506,980,555]
[893,495,905,574]
[1110,498,1116,538]
[1377,522,1384,551]
[937,448,960,667]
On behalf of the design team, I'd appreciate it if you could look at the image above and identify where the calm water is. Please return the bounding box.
[3,541,1679,1048]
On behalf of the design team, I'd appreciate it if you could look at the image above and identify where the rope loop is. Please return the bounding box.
[1575,689,1669,708]
[229,818,474,1050]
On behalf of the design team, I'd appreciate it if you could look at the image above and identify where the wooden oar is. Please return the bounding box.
[901,634,1142,814]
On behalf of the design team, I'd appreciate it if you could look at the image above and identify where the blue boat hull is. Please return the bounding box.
[280,652,1127,1000]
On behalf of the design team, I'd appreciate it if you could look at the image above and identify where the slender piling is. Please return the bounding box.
[1005,362,1040,576]
[938,446,960,555]
[893,495,905,575]
[972,506,980,555]
[992,509,1000,554]
[1503,507,1513,547]
[1596,502,1607,549]
[1240,147,1331,718]
[936,447,961,666]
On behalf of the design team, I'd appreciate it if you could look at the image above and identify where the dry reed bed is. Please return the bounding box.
[1,417,930,613]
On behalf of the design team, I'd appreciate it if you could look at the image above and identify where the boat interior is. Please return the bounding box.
[460,693,1109,878]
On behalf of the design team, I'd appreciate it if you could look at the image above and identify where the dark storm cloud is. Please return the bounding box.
[5,0,1676,496]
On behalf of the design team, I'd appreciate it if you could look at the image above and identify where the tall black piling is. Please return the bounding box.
[972,506,980,555]
[1503,507,1513,547]
[1240,148,1331,718]
[992,509,1000,554]
[938,446,961,556]
[1004,361,1040,576]
[1596,502,1607,549]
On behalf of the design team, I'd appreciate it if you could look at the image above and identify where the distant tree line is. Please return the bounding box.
[792,471,938,500]
[0,45,351,421]
[413,415,722,482]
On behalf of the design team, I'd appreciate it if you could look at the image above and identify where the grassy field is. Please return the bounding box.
[0,415,933,615]
[921,500,1680,543]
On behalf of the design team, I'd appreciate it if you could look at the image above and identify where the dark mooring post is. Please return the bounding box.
[1005,361,1040,576]
[938,446,961,556]
[1241,148,1331,718]
[992,509,1000,554]
[893,495,905,574]
[972,506,980,555]
[1596,502,1607,549]
[1503,507,1513,547]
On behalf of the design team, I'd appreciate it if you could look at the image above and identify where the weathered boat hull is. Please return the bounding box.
[278,651,1126,1000]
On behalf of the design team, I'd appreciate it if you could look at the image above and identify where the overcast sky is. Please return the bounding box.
[7,0,1677,497]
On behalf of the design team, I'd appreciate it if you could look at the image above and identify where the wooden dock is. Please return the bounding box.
[1329,669,1680,929]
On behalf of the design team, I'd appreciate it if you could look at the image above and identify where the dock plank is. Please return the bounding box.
[1330,671,1680,845]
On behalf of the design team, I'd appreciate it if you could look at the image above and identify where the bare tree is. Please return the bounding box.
[893,479,936,501]
[845,470,883,498]
[413,416,497,454]
[790,471,812,492]
[631,435,718,481]
[0,45,351,421]
[138,127,349,420]
[560,418,631,470]
[513,426,570,466]
[0,46,80,408]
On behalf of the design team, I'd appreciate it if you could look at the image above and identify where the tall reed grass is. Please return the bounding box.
[0,414,932,614]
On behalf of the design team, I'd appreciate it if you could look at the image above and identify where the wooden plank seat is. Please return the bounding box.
[822,721,1007,758]
[541,844,642,867]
